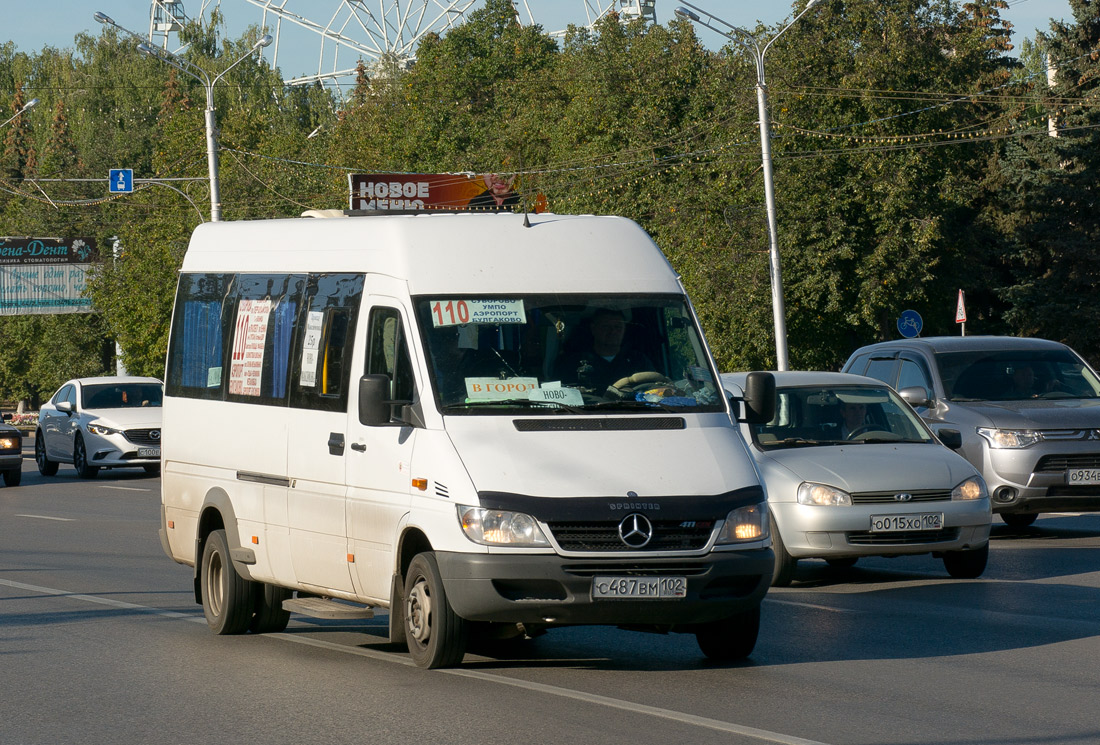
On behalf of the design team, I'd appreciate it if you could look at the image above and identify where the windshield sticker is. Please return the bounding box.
[228,298,271,396]
[465,377,539,400]
[530,385,585,406]
[299,310,324,387]
[431,299,526,327]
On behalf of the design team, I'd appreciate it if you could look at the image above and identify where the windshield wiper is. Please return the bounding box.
[441,398,584,413]
[582,399,681,413]
[765,437,823,447]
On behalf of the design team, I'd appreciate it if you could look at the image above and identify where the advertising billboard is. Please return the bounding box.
[0,237,99,315]
[348,173,521,212]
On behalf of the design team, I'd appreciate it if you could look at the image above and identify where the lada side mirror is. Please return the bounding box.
[740,372,776,425]
[898,386,932,408]
[937,429,963,450]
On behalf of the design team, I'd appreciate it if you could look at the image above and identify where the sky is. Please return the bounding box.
[3,0,1078,85]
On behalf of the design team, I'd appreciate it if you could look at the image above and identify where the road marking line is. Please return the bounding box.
[14,514,75,522]
[0,577,832,745]
[98,486,152,492]
[767,598,857,613]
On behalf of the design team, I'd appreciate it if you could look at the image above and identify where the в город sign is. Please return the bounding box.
[0,237,100,315]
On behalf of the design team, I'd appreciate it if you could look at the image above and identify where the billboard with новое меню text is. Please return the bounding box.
[0,237,99,315]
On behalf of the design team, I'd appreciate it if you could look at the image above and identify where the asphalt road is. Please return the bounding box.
[3,447,1099,745]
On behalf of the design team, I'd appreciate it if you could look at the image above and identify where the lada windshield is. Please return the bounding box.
[415,294,723,413]
[752,385,934,448]
[937,349,1100,401]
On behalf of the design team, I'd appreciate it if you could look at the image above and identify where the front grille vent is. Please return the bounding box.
[847,528,960,546]
[1035,454,1100,472]
[124,428,161,447]
[514,417,685,432]
[548,520,713,551]
[851,489,952,505]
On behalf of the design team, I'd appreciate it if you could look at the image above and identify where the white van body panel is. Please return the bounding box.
[441,413,752,498]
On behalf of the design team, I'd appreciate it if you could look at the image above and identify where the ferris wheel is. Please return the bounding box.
[148,1,657,91]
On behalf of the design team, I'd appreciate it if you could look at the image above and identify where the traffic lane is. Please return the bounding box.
[0,585,807,745]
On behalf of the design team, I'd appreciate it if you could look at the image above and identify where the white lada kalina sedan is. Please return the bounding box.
[36,376,163,479]
[721,372,991,586]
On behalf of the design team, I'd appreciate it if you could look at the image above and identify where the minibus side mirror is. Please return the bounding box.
[937,428,963,450]
[359,374,394,426]
[740,372,776,425]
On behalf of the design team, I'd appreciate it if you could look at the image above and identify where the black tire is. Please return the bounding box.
[143,464,161,475]
[73,435,99,479]
[770,524,798,587]
[825,557,858,569]
[2,468,21,487]
[250,583,292,634]
[35,431,58,476]
[403,552,468,669]
[1001,512,1037,528]
[200,529,255,634]
[943,543,989,579]
[696,606,761,661]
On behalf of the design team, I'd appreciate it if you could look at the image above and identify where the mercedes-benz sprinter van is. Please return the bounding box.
[159,209,775,668]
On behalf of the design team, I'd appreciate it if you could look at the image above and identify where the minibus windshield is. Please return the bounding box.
[415,294,724,413]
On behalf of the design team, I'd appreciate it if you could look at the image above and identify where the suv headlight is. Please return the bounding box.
[87,423,120,436]
[458,506,550,546]
[716,503,769,544]
[797,482,852,506]
[952,476,988,501]
[976,427,1041,449]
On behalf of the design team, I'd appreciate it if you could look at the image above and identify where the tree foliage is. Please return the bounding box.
[1,0,1097,407]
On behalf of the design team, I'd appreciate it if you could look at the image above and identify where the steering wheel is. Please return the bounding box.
[847,424,879,439]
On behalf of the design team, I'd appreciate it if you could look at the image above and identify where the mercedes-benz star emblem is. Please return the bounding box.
[618,513,653,548]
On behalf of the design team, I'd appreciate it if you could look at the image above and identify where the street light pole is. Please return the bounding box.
[94,12,271,222]
[675,1,822,371]
[1,96,39,130]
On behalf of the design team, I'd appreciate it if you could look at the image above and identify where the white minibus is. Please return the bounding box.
[159,209,776,668]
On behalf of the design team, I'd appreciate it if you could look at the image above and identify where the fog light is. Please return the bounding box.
[993,486,1017,503]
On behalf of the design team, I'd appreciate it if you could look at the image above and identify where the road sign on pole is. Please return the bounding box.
[109,168,133,193]
[898,309,923,338]
[956,289,967,336]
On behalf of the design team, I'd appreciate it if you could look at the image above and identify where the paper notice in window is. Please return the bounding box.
[228,298,271,396]
[300,310,324,387]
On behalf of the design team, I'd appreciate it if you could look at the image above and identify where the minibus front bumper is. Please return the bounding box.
[434,548,773,626]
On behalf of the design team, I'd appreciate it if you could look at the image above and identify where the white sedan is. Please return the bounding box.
[722,371,992,586]
[36,376,163,479]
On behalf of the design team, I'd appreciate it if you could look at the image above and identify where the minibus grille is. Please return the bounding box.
[123,429,162,447]
[548,520,713,551]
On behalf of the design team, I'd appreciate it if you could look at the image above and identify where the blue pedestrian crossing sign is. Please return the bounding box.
[109,168,133,193]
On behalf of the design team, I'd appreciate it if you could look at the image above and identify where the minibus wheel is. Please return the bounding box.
[250,583,291,633]
[201,529,255,634]
[403,552,468,669]
[695,606,760,661]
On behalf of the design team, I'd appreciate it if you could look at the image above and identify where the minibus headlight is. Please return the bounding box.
[952,476,988,501]
[716,503,769,544]
[458,506,550,547]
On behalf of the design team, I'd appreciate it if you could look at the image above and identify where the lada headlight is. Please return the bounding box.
[716,503,769,544]
[458,505,550,546]
[87,423,120,436]
[797,482,852,506]
[977,427,1041,449]
[952,476,988,501]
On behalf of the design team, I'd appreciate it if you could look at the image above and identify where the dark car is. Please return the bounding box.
[843,336,1100,527]
[1,414,22,486]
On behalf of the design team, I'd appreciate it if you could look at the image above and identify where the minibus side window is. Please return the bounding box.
[367,307,416,402]
[166,273,232,400]
[225,274,303,406]
[290,273,365,413]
